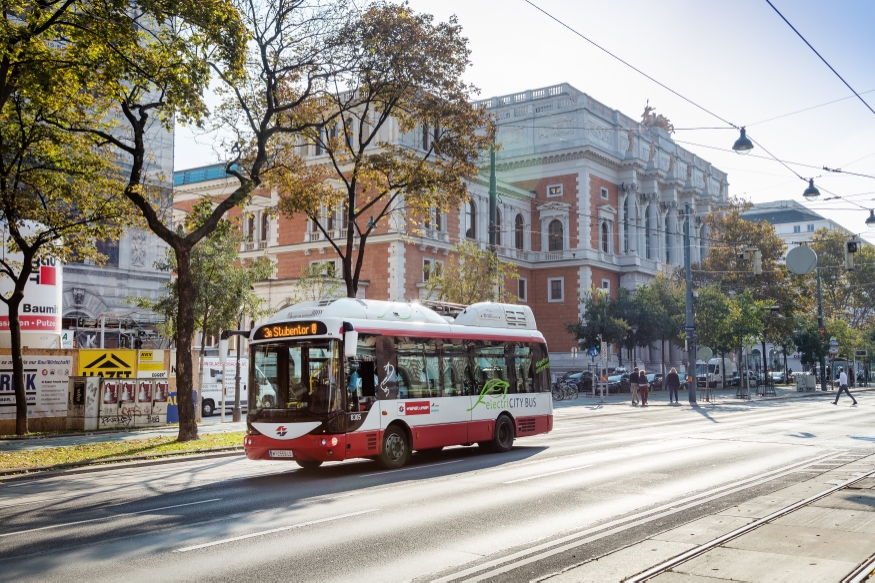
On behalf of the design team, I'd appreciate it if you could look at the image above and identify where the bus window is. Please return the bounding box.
[249,340,341,413]
[531,343,551,392]
[515,345,535,393]
[396,339,438,399]
[441,342,469,396]
[471,342,508,391]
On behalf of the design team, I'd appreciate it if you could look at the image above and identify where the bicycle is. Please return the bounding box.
[551,381,579,401]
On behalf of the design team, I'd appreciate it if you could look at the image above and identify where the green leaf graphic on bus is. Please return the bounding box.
[467,379,510,411]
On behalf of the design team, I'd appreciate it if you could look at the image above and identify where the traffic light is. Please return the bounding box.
[845,238,859,271]
[739,248,762,275]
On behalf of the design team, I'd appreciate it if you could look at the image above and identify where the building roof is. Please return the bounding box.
[742,208,822,224]
[174,163,236,186]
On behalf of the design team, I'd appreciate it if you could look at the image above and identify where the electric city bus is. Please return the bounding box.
[243,299,553,470]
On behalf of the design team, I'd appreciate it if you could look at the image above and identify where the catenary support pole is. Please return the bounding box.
[817,265,827,392]
[488,145,497,256]
[684,203,697,404]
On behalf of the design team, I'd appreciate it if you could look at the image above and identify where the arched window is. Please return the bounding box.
[261,213,270,241]
[515,214,524,250]
[246,213,256,241]
[495,208,502,246]
[645,206,652,259]
[664,215,670,263]
[623,197,629,253]
[465,201,476,239]
[345,116,354,149]
[548,220,564,251]
[601,222,609,253]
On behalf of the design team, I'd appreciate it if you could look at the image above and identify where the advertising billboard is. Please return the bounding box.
[0,355,74,419]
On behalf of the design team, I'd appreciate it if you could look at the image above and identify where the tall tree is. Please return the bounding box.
[273,1,494,297]
[424,240,517,304]
[130,199,275,399]
[567,288,629,367]
[0,88,132,434]
[73,0,353,441]
[634,275,685,386]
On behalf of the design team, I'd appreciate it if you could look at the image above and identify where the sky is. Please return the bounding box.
[174,0,875,238]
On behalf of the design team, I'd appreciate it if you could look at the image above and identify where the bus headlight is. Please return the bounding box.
[321,438,327,446]
[331,437,338,446]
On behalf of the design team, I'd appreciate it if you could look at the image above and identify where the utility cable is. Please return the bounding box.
[522,0,738,129]
[764,0,875,119]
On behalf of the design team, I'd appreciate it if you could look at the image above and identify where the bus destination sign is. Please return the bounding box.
[254,321,328,340]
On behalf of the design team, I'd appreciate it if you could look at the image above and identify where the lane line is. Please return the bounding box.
[174,509,378,552]
[430,451,839,582]
[0,498,221,538]
[503,465,594,484]
[359,460,463,478]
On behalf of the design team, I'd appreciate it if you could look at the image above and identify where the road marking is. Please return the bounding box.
[0,498,221,538]
[359,460,463,478]
[503,464,594,484]
[430,451,840,582]
[174,509,378,552]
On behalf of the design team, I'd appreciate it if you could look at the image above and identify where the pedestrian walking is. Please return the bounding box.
[629,367,640,405]
[666,367,680,404]
[833,366,857,405]
[638,368,650,406]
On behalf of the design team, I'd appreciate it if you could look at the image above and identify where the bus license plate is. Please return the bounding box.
[269,450,295,459]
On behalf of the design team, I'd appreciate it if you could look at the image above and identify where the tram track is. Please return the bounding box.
[624,463,875,582]
[429,450,845,582]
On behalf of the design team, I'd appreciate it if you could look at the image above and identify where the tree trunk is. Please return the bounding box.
[174,246,199,441]
[9,290,26,435]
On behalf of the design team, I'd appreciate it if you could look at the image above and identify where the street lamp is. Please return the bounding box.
[732,127,754,155]
[631,324,638,369]
[866,209,875,227]
[803,179,820,201]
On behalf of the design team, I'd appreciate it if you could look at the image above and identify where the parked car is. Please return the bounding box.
[769,371,786,384]
[646,373,663,390]
[560,370,593,392]
[607,373,630,393]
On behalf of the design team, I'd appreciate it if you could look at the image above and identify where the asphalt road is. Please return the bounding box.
[1,395,872,582]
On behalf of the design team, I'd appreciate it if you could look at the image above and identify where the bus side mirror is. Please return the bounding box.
[344,330,358,359]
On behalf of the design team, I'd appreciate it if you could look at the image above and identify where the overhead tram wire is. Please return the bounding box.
[764,0,875,120]
[522,0,737,129]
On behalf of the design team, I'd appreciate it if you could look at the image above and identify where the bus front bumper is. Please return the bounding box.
[244,433,347,462]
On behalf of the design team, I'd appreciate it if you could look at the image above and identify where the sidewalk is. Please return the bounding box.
[546,452,875,582]
[552,384,874,410]
[0,421,246,452]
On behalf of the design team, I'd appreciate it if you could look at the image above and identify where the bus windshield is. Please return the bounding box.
[250,340,341,414]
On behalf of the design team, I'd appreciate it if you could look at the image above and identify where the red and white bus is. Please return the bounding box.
[243,299,553,469]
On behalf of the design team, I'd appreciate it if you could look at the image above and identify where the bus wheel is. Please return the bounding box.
[480,415,515,453]
[295,459,323,470]
[378,426,409,469]
[201,400,214,417]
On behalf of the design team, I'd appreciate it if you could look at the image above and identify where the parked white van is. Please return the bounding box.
[697,357,737,389]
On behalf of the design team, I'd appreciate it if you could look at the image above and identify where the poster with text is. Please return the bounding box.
[0,356,73,419]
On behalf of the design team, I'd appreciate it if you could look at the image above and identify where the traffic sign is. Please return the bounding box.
[589,346,599,358]
[829,346,839,355]
[855,350,868,358]
[829,337,839,347]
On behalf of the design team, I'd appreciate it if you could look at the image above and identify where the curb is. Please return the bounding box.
[0,448,245,483]
[556,386,874,408]
[0,422,246,443]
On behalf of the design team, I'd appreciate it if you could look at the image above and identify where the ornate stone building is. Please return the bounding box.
[173,82,729,370]
[62,119,174,347]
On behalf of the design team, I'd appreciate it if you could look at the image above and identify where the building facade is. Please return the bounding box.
[62,118,174,348]
[741,199,857,256]
[173,83,729,370]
